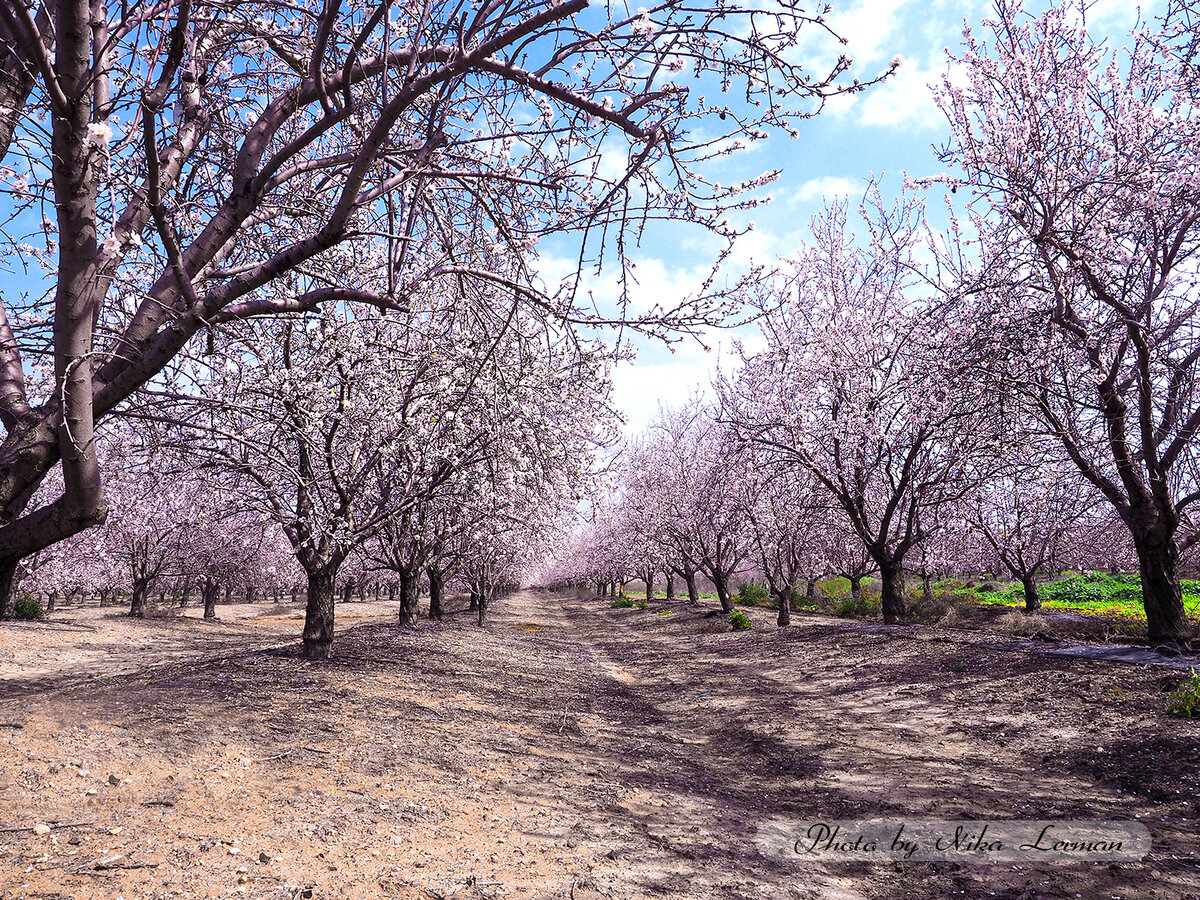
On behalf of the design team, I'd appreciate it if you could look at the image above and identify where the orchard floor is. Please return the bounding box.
[0,592,1198,900]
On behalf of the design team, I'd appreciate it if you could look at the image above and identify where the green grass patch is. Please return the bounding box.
[966,571,1200,621]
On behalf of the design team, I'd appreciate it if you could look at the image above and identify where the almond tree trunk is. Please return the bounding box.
[1134,533,1191,647]
[202,577,219,619]
[129,578,150,618]
[427,566,444,621]
[775,588,791,627]
[398,570,419,627]
[1020,574,1041,612]
[878,561,906,624]
[302,567,338,659]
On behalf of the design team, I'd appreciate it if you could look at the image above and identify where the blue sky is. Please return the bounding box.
[590,0,1160,437]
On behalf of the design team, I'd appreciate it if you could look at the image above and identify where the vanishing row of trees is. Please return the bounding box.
[0,0,885,629]
[16,289,611,656]
[555,1,1200,649]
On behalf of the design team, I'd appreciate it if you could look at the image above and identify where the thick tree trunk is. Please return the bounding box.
[0,558,17,618]
[477,590,488,626]
[398,571,419,627]
[878,561,906,624]
[712,572,734,613]
[290,585,299,604]
[302,567,337,659]
[387,580,397,603]
[1020,574,1041,612]
[357,580,367,603]
[245,585,255,605]
[469,581,480,611]
[427,567,444,621]
[224,583,234,605]
[665,573,676,601]
[684,572,699,605]
[341,578,354,604]
[644,571,654,602]
[1134,535,1192,647]
[806,579,817,603]
[775,589,791,627]
[46,590,57,614]
[922,575,934,604]
[129,579,150,618]
[202,577,219,619]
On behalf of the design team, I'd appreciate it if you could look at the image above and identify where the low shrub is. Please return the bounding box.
[12,595,43,620]
[729,610,752,630]
[611,596,637,609]
[1167,669,1200,718]
[736,581,770,607]
[836,593,878,618]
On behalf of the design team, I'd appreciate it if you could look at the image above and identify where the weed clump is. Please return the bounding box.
[736,582,770,607]
[996,610,1050,636]
[729,610,751,630]
[12,596,43,620]
[1167,669,1200,718]
[835,593,879,618]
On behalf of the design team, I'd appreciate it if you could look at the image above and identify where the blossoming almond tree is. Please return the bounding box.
[157,298,611,655]
[721,199,997,623]
[0,0,886,607]
[932,0,1200,645]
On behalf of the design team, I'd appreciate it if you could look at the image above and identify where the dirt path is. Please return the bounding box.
[0,591,1198,900]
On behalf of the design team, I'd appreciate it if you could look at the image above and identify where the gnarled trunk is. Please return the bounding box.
[712,572,734,613]
[806,579,817,603]
[129,578,150,618]
[879,561,906,624]
[202,577,219,619]
[775,588,791,627]
[1020,574,1041,612]
[0,558,17,618]
[427,566,444,621]
[665,573,676,601]
[684,572,699,605]
[1134,534,1191,647]
[302,567,338,659]
[398,570,419,627]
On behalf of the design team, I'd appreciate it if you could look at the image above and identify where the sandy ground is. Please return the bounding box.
[0,592,1198,900]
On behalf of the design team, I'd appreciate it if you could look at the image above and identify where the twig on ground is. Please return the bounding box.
[255,749,295,762]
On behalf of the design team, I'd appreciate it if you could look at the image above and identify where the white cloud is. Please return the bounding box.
[790,175,861,205]
[612,325,762,437]
[830,0,915,68]
[856,55,944,130]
